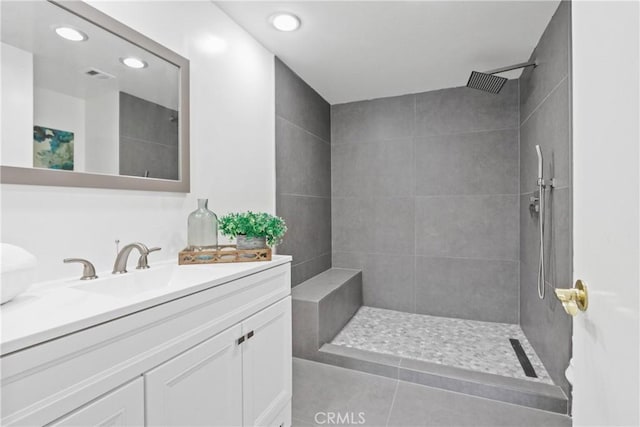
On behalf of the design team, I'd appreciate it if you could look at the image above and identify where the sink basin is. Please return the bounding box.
[72,264,215,299]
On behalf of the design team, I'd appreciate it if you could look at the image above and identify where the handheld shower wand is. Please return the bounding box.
[535,145,546,299]
[534,145,556,299]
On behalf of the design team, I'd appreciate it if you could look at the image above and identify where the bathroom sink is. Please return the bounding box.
[72,264,214,299]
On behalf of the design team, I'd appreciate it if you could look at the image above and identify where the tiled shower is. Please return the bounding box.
[277,0,572,410]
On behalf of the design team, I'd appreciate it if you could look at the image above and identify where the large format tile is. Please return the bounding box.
[520,1,570,123]
[119,92,179,147]
[277,195,331,265]
[386,381,571,427]
[520,78,571,193]
[291,253,332,287]
[519,192,572,396]
[119,137,179,180]
[276,117,331,198]
[317,344,401,380]
[292,300,319,359]
[292,358,397,426]
[275,58,331,142]
[331,94,415,144]
[333,252,415,312]
[319,272,363,344]
[415,129,519,196]
[415,257,519,323]
[332,197,415,255]
[415,195,519,260]
[332,139,414,197]
[415,80,518,137]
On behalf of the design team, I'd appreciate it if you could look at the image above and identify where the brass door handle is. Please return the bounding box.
[555,280,588,316]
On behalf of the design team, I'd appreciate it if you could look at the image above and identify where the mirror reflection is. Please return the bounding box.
[1,0,181,180]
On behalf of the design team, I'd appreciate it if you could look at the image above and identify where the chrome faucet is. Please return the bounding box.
[136,247,161,270]
[64,258,98,280]
[112,242,161,274]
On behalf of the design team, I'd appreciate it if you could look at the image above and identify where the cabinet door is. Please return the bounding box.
[47,378,144,427]
[242,297,292,426]
[145,324,243,427]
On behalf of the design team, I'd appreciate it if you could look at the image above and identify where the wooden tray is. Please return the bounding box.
[178,245,272,265]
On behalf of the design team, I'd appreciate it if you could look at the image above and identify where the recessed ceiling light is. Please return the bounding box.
[54,26,88,42]
[119,57,148,69]
[270,13,301,32]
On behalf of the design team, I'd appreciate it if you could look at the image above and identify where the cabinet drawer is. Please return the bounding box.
[47,378,144,427]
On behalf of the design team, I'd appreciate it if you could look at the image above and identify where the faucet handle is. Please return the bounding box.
[137,247,161,270]
[64,258,98,280]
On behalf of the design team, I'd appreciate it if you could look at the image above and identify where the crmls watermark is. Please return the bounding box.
[314,411,366,425]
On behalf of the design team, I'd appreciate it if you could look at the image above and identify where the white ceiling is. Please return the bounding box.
[1,0,180,110]
[216,1,560,104]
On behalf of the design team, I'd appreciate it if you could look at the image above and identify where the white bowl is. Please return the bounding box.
[1,244,37,304]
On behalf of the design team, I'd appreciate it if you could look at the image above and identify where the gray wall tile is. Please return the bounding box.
[331,94,415,144]
[278,195,331,270]
[415,257,519,323]
[415,80,519,137]
[332,81,520,318]
[518,0,573,400]
[415,129,519,196]
[275,58,330,142]
[415,195,519,260]
[119,92,179,180]
[275,58,332,286]
[119,136,179,180]
[332,138,414,197]
[119,92,179,147]
[332,197,415,255]
[520,78,571,193]
[520,190,572,395]
[333,251,415,312]
[319,273,363,344]
[276,117,331,197]
[519,1,571,123]
[291,253,332,287]
[292,300,319,359]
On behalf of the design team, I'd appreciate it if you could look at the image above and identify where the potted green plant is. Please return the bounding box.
[219,211,287,250]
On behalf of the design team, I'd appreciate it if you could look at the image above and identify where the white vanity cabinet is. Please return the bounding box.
[1,260,292,427]
[146,298,291,427]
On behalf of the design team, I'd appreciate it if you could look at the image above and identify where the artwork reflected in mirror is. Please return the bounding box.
[33,126,75,171]
[0,0,188,190]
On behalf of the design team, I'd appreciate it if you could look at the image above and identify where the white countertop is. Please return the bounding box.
[0,255,291,356]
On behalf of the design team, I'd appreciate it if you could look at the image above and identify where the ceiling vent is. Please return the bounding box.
[83,68,116,80]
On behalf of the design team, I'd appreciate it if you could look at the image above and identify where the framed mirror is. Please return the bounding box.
[1,0,190,192]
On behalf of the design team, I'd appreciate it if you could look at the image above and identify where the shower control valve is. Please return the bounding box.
[529,195,540,213]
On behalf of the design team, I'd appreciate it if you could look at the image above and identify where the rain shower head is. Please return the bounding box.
[466,60,537,94]
[467,71,507,94]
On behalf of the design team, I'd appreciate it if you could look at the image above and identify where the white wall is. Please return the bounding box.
[34,87,86,172]
[1,43,33,167]
[571,1,639,426]
[0,1,275,281]
[85,91,119,175]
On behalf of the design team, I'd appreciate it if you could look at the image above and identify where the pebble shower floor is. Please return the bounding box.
[332,306,553,384]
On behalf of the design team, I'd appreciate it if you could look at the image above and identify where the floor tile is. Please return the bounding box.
[387,381,571,427]
[332,307,552,383]
[293,358,397,426]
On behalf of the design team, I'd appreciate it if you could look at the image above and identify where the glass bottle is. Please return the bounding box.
[187,199,218,250]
